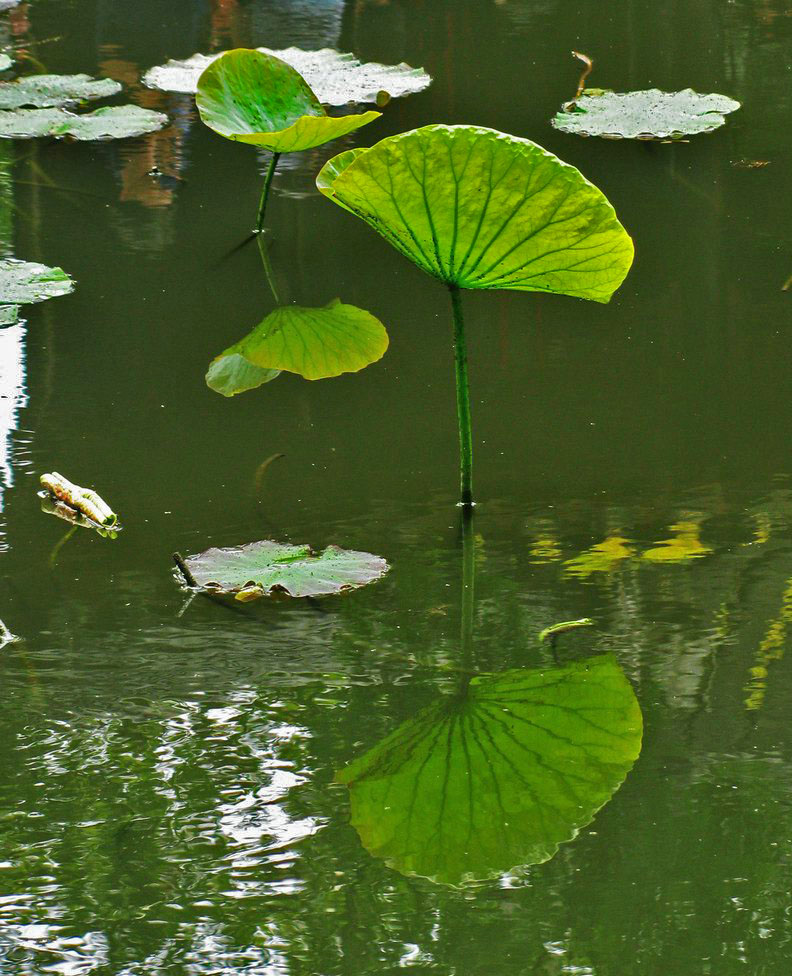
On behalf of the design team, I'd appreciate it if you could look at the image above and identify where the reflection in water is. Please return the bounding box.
[338,655,642,885]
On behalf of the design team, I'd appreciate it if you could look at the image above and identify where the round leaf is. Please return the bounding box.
[317,124,634,301]
[179,540,389,598]
[196,49,379,153]
[144,47,431,106]
[208,299,388,388]
[553,89,741,141]
[0,105,168,141]
[0,259,74,305]
[338,655,642,885]
[0,74,121,110]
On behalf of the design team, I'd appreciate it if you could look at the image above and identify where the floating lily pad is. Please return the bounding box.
[0,105,168,141]
[553,89,741,141]
[207,299,388,396]
[144,46,431,106]
[0,55,12,73]
[196,49,379,153]
[0,303,18,325]
[0,259,74,306]
[177,540,389,598]
[206,354,280,398]
[337,655,642,885]
[317,124,634,301]
[0,74,121,110]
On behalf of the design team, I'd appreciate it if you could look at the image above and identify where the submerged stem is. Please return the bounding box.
[449,284,474,509]
[256,234,282,304]
[256,152,281,233]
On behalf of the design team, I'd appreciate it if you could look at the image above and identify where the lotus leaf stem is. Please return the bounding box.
[256,151,281,232]
[173,551,198,588]
[449,284,474,510]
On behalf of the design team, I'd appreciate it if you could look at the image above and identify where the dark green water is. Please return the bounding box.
[2,0,792,972]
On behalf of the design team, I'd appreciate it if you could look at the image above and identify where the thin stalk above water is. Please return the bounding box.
[449,284,474,510]
[256,151,281,232]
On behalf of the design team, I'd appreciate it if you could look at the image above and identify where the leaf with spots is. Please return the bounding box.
[207,299,388,393]
[177,540,389,599]
[0,105,168,141]
[0,73,121,110]
[337,655,642,885]
[196,49,379,153]
[317,124,633,301]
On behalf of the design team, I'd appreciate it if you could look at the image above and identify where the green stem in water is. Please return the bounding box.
[256,152,281,233]
[449,284,474,509]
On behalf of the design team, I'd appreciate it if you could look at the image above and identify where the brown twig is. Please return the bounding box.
[572,51,593,99]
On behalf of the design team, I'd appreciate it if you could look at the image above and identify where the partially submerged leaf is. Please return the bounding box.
[39,493,120,538]
[196,49,379,152]
[553,89,740,140]
[206,353,281,398]
[207,300,388,392]
[144,46,431,106]
[40,472,118,527]
[317,124,634,302]
[0,74,121,109]
[0,259,73,305]
[0,105,168,141]
[338,655,642,885]
[179,540,389,598]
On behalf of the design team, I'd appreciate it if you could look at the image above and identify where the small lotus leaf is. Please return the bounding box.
[0,55,12,73]
[0,74,121,110]
[317,124,633,302]
[338,655,642,885]
[553,89,741,140]
[144,46,431,106]
[0,105,168,140]
[206,354,281,398]
[207,300,388,394]
[196,49,379,153]
[179,540,389,598]
[0,259,74,305]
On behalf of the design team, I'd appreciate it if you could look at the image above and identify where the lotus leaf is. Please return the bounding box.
[0,105,168,141]
[196,49,379,153]
[177,540,389,598]
[0,74,121,110]
[553,89,741,140]
[317,124,633,299]
[206,353,281,398]
[338,655,642,885]
[0,259,74,306]
[145,46,431,106]
[0,55,11,73]
[207,299,388,396]
[0,303,18,325]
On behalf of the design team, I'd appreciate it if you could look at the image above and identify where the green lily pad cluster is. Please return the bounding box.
[0,259,74,325]
[553,88,741,140]
[145,46,431,106]
[206,299,389,396]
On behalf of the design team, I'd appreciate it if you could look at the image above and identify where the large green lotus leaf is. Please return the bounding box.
[208,299,388,389]
[553,89,740,140]
[180,540,389,598]
[144,47,431,106]
[0,105,168,140]
[205,353,281,398]
[337,655,642,885]
[317,125,633,301]
[0,259,74,305]
[196,49,379,153]
[0,74,121,110]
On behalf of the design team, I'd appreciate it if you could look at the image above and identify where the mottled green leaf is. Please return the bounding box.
[0,258,73,305]
[338,655,642,885]
[180,539,389,598]
[144,46,431,106]
[553,89,740,140]
[196,49,379,153]
[0,73,121,109]
[205,353,281,398]
[0,105,168,141]
[207,300,388,392]
[317,124,633,301]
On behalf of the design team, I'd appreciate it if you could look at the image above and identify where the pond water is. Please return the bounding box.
[2,0,792,973]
